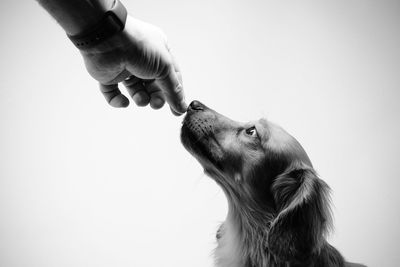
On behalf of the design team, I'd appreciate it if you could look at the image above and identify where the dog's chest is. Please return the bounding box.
[214,221,245,267]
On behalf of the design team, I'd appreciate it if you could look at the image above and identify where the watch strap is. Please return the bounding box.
[67,0,128,49]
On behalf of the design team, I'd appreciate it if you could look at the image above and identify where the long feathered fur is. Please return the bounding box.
[210,163,345,267]
[181,101,366,267]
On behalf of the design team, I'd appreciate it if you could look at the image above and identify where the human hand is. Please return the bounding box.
[79,16,186,115]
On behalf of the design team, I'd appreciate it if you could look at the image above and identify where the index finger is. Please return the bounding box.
[156,66,187,115]
[168,47,183,85]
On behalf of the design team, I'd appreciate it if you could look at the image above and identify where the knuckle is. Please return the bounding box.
[173,83,184,96]
[157,64,172,80]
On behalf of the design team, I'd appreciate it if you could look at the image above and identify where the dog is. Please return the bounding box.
[181,101,366,267]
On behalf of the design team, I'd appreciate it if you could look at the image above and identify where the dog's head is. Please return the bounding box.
[181,100,332,263]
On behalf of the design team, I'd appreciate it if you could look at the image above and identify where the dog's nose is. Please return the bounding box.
[188,100,204,111]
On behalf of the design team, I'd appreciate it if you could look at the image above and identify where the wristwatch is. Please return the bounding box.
[67,0,128,49]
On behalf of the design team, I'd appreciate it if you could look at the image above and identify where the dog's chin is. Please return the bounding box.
[180,124,223,172]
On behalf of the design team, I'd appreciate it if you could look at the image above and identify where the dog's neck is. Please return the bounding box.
[207,168,283,267]
[214,187,277,267]
[214,216,245,267]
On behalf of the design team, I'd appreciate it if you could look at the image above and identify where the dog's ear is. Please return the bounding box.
[267,165,332,263]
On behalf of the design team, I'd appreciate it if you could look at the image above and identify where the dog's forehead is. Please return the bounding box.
[257,119,313,166]
[255,118,270,142]
[258,118,269,128]
[256,119,301,151]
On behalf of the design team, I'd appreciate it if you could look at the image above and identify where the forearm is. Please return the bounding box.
[37,0,114,35]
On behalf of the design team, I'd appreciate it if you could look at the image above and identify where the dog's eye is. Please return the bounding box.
[245,126,257,137]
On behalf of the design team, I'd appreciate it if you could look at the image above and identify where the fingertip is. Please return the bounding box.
[166,84,187,114]
[179,100,188,112]
[150,97,165,110]
[109,94,130,108]
[170,106,185,116]
[132,91,150,107]
[170,99,187,115]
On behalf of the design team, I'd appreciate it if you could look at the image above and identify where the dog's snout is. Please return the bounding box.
[188,100,205,111]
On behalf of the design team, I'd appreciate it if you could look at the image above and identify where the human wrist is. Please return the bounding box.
[37,0,113,35]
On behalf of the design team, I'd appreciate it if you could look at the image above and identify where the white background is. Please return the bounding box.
[1,1,399,266]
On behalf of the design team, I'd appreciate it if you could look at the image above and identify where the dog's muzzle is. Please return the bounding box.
[181,101,222,164]
[182,101,214,140]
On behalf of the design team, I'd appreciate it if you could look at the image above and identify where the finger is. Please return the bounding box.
[144,80,166,110]
[123,76,150,107]
[165,47,186,114]
[99,83,129,108]
[156,66,187,115]
[176,70,183,87]
[168,48,183,85]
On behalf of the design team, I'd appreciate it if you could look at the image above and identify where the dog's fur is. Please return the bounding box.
[181,101,365,267]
